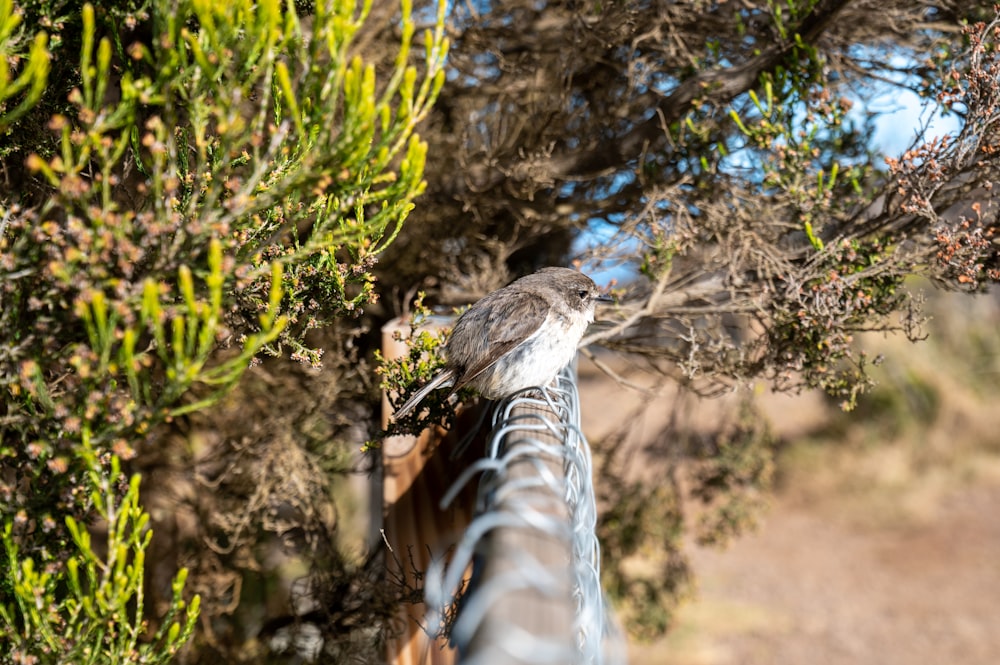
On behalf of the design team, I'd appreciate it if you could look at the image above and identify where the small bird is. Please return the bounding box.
[391,267,611,420]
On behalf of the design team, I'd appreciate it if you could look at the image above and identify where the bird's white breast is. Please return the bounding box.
[471,309,588,399]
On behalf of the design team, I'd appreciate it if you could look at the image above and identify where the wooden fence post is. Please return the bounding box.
[381,316,478,665]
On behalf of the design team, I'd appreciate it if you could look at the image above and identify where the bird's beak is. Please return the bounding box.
[596,293,615,304]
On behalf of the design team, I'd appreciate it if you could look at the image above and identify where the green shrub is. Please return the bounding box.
[1,0,447,659]
[2,445,198,664]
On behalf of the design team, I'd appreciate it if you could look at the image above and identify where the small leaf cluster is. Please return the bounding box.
[731,77,866,251]
[638,225,677,281]
[933,212,1000,288]
[371,295,465,441]
[0,0,50,133]
[768,237,905,409]
[885,13,1000,291]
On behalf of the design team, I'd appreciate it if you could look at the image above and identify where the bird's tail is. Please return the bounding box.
[390,368,456,421]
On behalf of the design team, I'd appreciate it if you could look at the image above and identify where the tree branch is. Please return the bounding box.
[544,0,854,180]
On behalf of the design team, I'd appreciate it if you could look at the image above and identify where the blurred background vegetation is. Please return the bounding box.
[2,0,999,663]
[625,282,1000,664]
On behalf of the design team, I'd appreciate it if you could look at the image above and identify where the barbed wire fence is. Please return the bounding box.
[425,364,627,665]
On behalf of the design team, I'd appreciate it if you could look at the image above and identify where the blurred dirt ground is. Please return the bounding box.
[630,465,1000,665]
[577,316,1000,665]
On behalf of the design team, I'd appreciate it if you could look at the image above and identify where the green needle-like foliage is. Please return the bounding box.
[0,0,49,132]
[2,442,199,665]
[1,0,447,660]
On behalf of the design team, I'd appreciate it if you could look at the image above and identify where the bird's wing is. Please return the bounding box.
[449,289,549,391]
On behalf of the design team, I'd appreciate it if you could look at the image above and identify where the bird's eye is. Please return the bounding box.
[578,289,588,299]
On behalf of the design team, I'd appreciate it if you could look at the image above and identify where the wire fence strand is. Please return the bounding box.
[426,364,626,665]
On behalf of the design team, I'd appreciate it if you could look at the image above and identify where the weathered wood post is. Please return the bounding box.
[381,316,477,665]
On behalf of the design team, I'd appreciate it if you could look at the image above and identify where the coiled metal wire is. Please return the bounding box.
[426,365,626,664]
